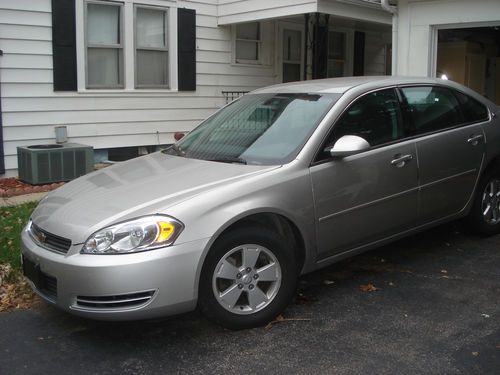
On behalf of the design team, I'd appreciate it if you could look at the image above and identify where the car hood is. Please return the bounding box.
[31,152,278,244]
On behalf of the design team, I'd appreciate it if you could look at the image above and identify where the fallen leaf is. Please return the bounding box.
[359,283,378,292]
[472,352,479,357]
[264,314,310,330]
[481,314,490,318]
[388,282,395,286]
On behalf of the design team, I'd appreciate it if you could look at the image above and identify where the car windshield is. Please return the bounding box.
[163,93,340,165]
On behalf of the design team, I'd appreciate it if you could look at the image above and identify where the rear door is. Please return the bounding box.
[399,86,486,224]
[310,88,419,259]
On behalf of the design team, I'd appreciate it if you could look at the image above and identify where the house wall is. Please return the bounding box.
[395,0,500,77]
[0,0,277,176]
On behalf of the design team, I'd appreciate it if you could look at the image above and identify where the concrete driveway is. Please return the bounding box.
[1,223,499,375]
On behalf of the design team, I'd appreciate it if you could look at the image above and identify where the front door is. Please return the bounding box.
[310,88,419,259]
[279,23,304,83]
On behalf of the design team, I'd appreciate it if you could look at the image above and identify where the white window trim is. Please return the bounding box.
[75,0,178,93]
[232,22,262,66]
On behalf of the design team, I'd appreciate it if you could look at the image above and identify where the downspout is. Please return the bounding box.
[381,0,398,76]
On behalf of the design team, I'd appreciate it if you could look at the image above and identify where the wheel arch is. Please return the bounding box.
[194,209,309,298]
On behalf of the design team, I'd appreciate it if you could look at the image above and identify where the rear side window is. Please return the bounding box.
[454,90,489,123]
[401,86,462,135]
[328,88,403,148]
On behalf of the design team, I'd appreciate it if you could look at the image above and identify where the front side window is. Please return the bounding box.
[165,93,340,165]
[135,6,169,88]
[235,22,261,64]
[401,86,462,135]
[326,88,403,149]
[86,1,123,88]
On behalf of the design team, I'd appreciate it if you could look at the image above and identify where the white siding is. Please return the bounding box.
[0,0,278,175]
[218,0,317,25]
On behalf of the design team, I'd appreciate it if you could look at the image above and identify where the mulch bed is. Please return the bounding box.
[0,178,64,198]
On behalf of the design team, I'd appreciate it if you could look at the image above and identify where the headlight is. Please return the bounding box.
[82,215,184,254]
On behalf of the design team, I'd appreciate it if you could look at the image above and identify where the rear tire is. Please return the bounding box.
[198,225,298,330]
[468,168,500,236]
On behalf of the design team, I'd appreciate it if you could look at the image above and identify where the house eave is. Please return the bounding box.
[217,0,392,26]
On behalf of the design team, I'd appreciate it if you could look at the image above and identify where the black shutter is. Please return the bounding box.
[353,31,365,76]
[177,8,196,91]
[52,0,77,91]
[312,26,328,79]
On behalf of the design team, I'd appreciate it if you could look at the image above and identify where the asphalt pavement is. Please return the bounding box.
[1,222,498,375]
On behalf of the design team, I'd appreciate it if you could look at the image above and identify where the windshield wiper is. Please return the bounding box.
[208,156,247,165]
[169,144,185,156]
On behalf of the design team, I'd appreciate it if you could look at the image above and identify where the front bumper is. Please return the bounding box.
[21,229,210,320]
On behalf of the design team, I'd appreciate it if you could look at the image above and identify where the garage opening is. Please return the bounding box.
[436,26,500,104]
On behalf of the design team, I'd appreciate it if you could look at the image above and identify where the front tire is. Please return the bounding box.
[468,168,500,236]
[198,225,298,330]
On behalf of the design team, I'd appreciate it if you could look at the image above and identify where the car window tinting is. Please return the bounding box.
[453,90,489,123]
[401,86,462,135]
[164,93,340,165]
[325,88,403,150]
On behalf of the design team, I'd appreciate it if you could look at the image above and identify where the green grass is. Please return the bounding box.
[0,201,38,273]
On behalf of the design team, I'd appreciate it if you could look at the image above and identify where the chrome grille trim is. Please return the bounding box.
[75,290,156,310]
[29,222,72,254]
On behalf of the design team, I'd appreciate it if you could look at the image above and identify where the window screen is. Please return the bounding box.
[235,22,261,62]
[86,2,123,88]
[135,7,168,87]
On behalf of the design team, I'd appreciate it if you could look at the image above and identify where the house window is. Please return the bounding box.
[327,31,346,77]
[235,22,261,64]
[135,6,169,88]
[85,1,124,88]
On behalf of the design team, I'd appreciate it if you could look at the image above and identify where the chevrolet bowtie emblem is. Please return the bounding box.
[37,231,46,243]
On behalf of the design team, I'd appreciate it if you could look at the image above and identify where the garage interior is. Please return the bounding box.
[436,26,500,104]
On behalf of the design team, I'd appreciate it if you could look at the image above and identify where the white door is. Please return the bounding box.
[279,23,304,83]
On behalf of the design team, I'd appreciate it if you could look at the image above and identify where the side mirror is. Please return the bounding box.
[325,135,370,158]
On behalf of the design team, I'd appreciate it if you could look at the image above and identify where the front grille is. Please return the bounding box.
[30,223,72,254]
[76,290,156,310]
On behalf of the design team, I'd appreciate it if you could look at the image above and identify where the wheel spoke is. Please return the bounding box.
[493,206,499,222]
[256,262,279,282]
[216,259,239,280]
[489,182,495,197]
[219,284,243,308]
[248,287,268,310]
[242,247,260,269]
[483,204,491,217]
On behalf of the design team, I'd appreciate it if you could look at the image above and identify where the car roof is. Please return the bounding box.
[250,76,448,95]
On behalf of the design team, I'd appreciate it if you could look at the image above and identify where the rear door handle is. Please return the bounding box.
[391,154,413,168]
[467,134,484,145]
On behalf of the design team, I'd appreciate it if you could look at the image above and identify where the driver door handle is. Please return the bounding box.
[391,154,413,168]
[467,134,484,146]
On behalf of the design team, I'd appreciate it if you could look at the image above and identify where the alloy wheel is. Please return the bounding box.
[212,244,281,315]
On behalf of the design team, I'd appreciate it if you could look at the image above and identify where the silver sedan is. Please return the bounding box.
[21,76,500,329]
